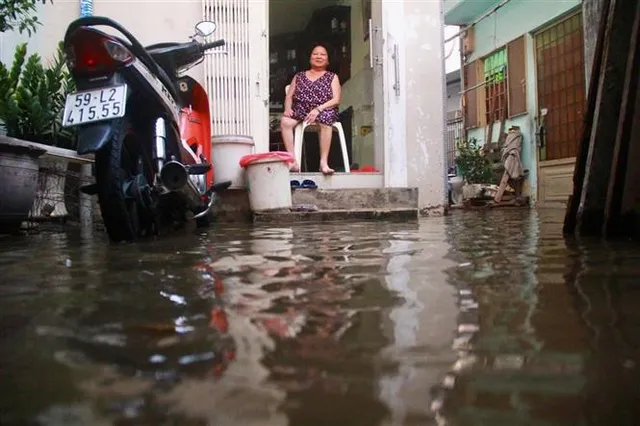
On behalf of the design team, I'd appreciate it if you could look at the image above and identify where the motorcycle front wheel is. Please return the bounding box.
[95,118,157,242]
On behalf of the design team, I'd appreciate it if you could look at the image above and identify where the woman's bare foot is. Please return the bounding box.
[289,162,300,172]
[320,163,335,175]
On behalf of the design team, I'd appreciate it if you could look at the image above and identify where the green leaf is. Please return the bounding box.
[455,138,495,185]
[0,0,51,34]
[0,38,77,148]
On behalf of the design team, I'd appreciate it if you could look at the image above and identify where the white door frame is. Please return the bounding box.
[254,0,405,184]
[373,0,407,188]
[250,0,270,153]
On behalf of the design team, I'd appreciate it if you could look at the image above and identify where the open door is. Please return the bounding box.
[203,0,270,152]
[371,0,407,187]
[370,0,384,174]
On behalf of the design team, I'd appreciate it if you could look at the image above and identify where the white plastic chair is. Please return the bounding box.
[285,85,350,173]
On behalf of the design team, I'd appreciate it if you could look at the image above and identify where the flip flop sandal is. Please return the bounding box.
[301,179,318,189]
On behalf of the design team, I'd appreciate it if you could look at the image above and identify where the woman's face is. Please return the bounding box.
[310,46,329,68]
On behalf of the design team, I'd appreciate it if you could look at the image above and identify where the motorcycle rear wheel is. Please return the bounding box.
[95,118,157,242]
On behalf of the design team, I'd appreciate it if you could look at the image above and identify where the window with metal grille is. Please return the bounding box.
[484,49,508,124]
[462,38,525,129]
[534,13,585,160]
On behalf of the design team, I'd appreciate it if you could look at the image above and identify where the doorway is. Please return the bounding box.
[267,0,378,173]
[535,11,586,205]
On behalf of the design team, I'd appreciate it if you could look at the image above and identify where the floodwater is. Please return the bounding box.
[1,210,639,426]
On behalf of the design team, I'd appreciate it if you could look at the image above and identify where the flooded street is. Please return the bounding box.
[1,210,640,425]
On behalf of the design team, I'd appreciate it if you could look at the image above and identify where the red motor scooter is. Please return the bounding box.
[62,17,230,242]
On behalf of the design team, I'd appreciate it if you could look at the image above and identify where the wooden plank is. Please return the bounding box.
[507,36,527,117]
[583,0,608,87]
[602,0,640,237]
[574,0,638,235]
[497,97,508,145]
[563,0,612,234]
[463,60,479,129]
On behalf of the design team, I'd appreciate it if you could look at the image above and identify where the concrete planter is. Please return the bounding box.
[0,139,46,232]
[29,157,70,219]
[0,135,95,229]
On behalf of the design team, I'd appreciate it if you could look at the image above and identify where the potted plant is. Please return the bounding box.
[454,138,494,199]
[0,42,77,222]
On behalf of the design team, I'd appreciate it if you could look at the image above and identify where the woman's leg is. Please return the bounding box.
[318,124,335,175]
[280,116,300,172]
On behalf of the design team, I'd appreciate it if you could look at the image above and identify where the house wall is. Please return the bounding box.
[0,1,204,83]
[462,0,582,201]
[0,1,76,67]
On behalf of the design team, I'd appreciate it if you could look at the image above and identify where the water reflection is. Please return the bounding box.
[378,220,458,426]
[440,210,640,426]
[2,211,640,425]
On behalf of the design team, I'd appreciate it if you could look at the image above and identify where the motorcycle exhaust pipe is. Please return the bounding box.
[159,161,203,211]
[154,118,167,172]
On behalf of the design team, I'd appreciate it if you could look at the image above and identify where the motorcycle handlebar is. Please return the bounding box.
[201,39,226,51]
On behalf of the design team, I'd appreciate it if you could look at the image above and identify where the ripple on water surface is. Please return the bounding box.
[1,210,640,425]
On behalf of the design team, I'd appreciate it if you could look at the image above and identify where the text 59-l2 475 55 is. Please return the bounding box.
[62,85,128,127]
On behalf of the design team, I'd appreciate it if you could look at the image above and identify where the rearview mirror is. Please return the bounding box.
[195,21,217,37]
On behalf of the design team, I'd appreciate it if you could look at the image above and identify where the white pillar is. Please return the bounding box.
[404,0,447,213]
[382,0,447,213]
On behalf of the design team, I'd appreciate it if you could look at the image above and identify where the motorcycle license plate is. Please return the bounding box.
[62,85,127,127]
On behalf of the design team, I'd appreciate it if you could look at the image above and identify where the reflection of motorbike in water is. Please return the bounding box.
[63,273,235,380]
[38,248,238,423]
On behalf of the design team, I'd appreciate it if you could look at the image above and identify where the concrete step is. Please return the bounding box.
[212,188,419,223]
[289,172,382,189]
[292,187,418,210]
[253,208,418,224]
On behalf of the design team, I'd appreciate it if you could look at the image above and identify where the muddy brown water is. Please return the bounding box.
[1,209,639,425]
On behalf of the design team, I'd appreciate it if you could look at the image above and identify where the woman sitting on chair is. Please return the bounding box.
[280,44,341,175]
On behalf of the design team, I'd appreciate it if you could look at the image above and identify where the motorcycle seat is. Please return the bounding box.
[138,48,180,103]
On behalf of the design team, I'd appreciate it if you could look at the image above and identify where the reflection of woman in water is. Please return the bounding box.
[280,44,342,175]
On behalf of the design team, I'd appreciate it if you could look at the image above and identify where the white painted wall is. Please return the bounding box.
[0,1,76,67]
[391,0,447,211]
[0,1,204,83]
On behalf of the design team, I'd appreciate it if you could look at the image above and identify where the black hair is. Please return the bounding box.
[308,42,338,72]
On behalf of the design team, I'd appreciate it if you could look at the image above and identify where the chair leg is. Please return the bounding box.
[294,123,305,169]
[302,142,308,172]
[334,123,350,173]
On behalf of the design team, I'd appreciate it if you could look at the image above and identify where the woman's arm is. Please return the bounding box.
[283,75,297,116]
[316,74,341,112]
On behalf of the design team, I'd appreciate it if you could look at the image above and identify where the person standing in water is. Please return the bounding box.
[280,44,342,175]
